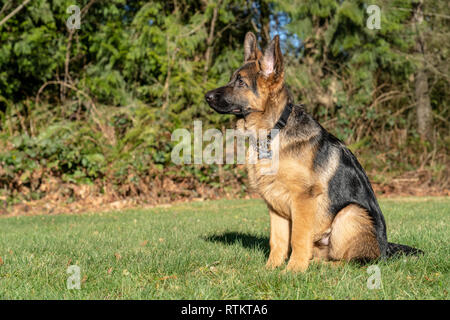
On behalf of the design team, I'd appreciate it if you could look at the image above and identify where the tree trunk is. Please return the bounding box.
[414,0,433,142]
[415,66,433,141]
[259,0,271,48]
[203,0,222,81]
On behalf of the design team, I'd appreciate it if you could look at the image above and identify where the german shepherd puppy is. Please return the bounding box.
[205,32,422,272]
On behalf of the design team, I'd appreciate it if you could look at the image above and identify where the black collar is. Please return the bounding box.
[257,102,294,159]
[270,102,293,140]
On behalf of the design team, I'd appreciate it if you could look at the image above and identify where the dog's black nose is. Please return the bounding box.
[205,91,215,103]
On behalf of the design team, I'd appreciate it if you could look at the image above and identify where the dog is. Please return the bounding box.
[205,32,422,272]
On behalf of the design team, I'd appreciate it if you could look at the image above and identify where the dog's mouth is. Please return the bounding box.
[208,101,245,116]
[231,106,244,114]
[209,104,261,119]
[227,105,252,117]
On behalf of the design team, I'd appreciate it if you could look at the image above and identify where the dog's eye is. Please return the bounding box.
[237,79,247,87]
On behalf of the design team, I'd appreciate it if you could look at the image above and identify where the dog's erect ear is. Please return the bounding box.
[260,35,283,79]
[244,32,259,62]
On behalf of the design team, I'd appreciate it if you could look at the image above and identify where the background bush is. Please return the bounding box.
[0,0,448,207]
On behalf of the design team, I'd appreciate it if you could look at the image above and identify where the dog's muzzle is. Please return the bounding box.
[205,88,246,116]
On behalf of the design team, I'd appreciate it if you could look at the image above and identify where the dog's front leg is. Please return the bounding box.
[266,210,291,269]
[286,195,317,272]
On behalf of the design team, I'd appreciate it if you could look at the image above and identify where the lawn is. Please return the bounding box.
[0,197,448,299]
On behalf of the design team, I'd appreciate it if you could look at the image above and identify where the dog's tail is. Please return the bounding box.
[386,242,424,257]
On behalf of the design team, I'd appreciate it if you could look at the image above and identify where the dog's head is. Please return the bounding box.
[205,32,285,117]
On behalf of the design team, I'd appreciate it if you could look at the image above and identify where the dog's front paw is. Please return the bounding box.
[266,252,286,269]
[285,257,309,273]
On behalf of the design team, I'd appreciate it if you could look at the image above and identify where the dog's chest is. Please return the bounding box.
[247,161,293,219]
[247,156,333,240]
[245,138,320,219]
[239,119,314,219]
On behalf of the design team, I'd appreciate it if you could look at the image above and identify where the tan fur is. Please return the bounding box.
[240,82,328,271]
[327,204,380,261]
[266,210,291,268]
[286,193,319,271]
[243,106,341,270]
[248,136,379,269]
[232,34,380,272]
[244,126,326,271]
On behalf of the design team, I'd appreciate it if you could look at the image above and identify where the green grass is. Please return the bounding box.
[0,198,449,299]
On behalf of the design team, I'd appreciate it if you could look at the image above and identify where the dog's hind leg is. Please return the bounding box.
[328,204,380,262]
[312,228,331,261]
[266,210,291,269]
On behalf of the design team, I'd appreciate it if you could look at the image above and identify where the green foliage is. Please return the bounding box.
[275,0,448,176]
[0,0,448,204]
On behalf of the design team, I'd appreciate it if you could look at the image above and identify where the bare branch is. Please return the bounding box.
[63,0,97,98]
[393,6,450,20]
[0,0,32,28]
[203,0,223,78]
[0,1,12,17]
[35,80,116,145]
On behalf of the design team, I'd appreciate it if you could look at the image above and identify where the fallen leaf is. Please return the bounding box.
[82,275,88,284]
[115,253,121,261]
[140,240,148,246]
[122,269,130,276]
[0,256,3,265]
[107,267,113,274]
[159,238,165,243]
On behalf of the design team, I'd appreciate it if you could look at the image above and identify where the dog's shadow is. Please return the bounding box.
[202,232,385,267]
[203,232,270,258]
